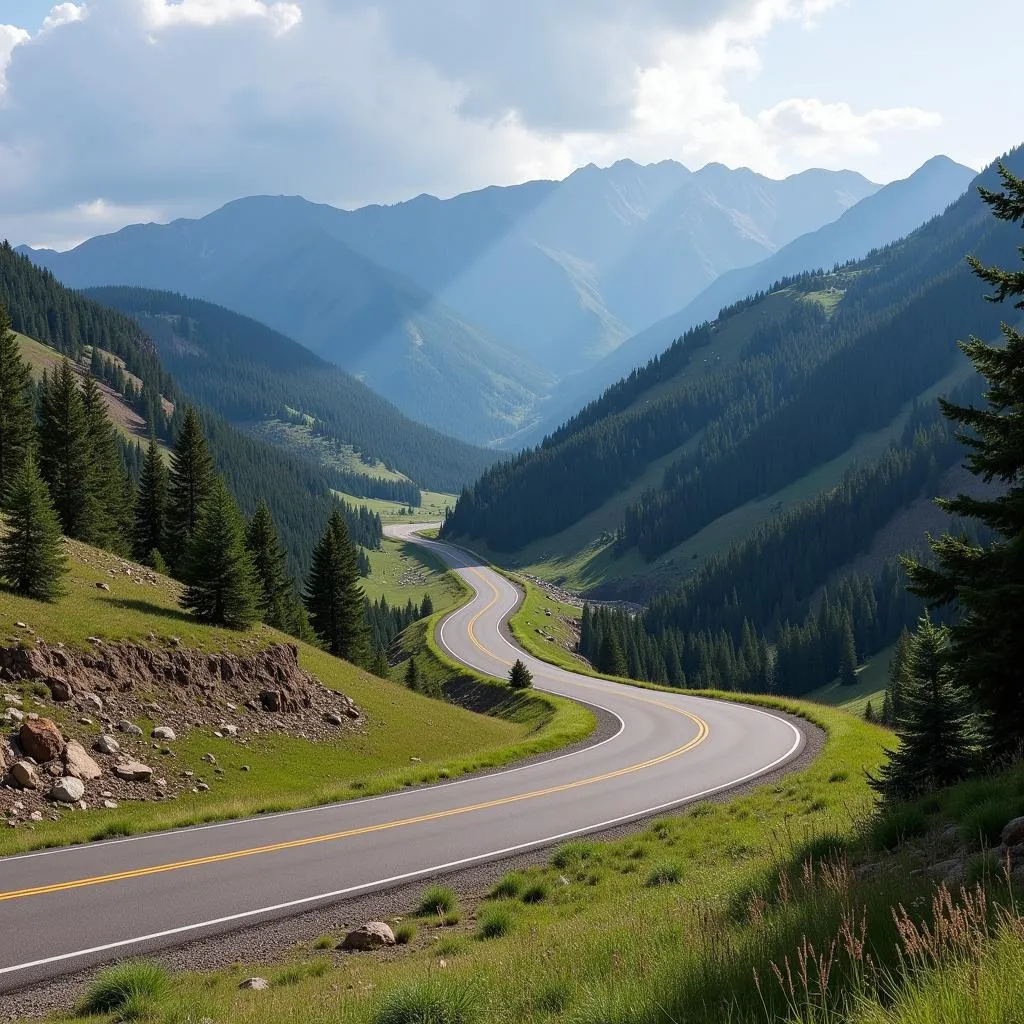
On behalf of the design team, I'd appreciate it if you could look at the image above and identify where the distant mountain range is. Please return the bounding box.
[17,157,973,446]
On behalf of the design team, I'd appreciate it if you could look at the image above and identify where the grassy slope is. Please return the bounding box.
[245,417,413,485]
[808,641,895,717]
[0,542,586,857]
[336,490,457,524]
[361,537,464,611]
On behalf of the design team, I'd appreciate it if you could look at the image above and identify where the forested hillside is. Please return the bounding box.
[84,287,493,495]
[443,149,1023,585]
[0,244,341,577]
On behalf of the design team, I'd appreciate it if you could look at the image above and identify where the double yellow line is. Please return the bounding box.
[0,566,709,904]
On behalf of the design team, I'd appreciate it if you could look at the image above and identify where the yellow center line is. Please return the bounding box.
[0,566,710,905]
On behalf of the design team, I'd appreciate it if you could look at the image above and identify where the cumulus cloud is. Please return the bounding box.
[0,0,944,248]
[0,23,30,90]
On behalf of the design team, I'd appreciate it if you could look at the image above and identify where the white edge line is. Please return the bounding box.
[0,715,802,979]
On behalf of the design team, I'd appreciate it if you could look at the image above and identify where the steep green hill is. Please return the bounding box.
[443,148,1023,604]
[84,287,495,496]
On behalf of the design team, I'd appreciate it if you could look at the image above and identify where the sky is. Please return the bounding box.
[0,0,1019,250]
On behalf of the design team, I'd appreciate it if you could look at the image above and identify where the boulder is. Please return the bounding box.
[151,726,176,741]
[64,741,103,781]
[50,777,85,804]
[10,760,39,790]
[221,724,239,737]
[339,922,396,951]
[259,690,282,712]
[1001,816,1024,849]
[19,718,64,763]
[80,693,103,713]
[4,707,24,723]
[94,734,121,755]
[115,760,153,782]
[117,721,144,736]
[45,678,74,702]
[238,978,269,991]
[324,712,343,726]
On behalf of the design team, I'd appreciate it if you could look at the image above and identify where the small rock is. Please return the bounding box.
[15,622,27,629]
[4,707,24,723]
[96,582,111,591]
[238,977,270,991]
[100,790,113,798]
[154,777,167,788]
[142,701,162,714]
[213,731,223,738]
[170,636,182,647]
[49,777,85,804]
[1002,817,1024,848]
[94,734,121,755]
[80,693,103,713]
[3,693,20,705]
[410,756,422,763]
[87,636,103,645]
[196,782,209,792]
[10,761,40,790]
[46,679,74,702]
[78,717,94,726]
[240,765,250,772]
[11,801,23,812]
[103,799,118,809]
[151,726,176,741]
[221,724,239,737]
[339,922,396,950]
[64,741,103,781]
[19,718,65,763]
[324,712,344,727]
[115,760,154,782]
[226,702,238,712]
[344,706,359,720]
[117,721,143,737]
[202,753,217,765]
[28,810,42,822]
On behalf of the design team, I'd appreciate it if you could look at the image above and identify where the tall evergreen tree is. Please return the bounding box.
[37,359,90,540]
[598,629,628,677]
[81,372,132,553]
[180,476,259,628]
[869,616,976,802]
[420,594,434,618]
[404,655,421,692]
[904,165,1024,757]
[0,451,68,601]
[245,500,292,630]
[0,303,36,498]
[134,435,169,565]
[304,507,371,665]
[882,629,912,726]
[168,406,214,567]
[839,622,858,687]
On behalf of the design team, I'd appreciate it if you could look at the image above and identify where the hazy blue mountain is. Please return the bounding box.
[17,160,879,441]
[530,155,975,444]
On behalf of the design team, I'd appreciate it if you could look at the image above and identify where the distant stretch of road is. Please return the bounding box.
[0,525,803,989]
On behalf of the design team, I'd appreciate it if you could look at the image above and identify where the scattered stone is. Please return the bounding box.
[117,721,144,736]
[324,712,343,726]
[96,582,111,591]
[226,702,238,712]
[115,760,154,782]
[340,922,395,951]
[238,977,269,991]
[64,741,103,781]
[28,810,42,822]
[46,678,74,702]
[80,693,103,713]
[154,777,167,788]
[1002,817,1024,848]
[240,765,250,772]
[78,717,94,726]
[100,790,113,799]
[10,760,40,790]
[103,799,118,809]
[196,782,210,792]
[19,718,65,763]
[151,726,176,741]
[3,693,20,705]
[49,777,85,804]
[344,706,359,720]
[87,637,103,645]
[15,622,27,630]
[202,753,217,765]
[94,734,121,755]
[4,707,24,723]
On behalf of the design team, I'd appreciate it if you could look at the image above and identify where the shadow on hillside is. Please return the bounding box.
[98,596,195,626]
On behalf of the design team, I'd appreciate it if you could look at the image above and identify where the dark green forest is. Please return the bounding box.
[86,287,494,495]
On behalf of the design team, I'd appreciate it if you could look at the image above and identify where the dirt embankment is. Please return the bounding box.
[1,641,359,823]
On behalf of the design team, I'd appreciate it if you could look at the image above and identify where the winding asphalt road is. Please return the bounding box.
[0,525,804,989]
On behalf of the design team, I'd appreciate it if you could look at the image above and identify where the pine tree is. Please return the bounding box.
[0,303,36,498]
[839,622,857,687]
[245,500,292,630]
[404,655,421,691]
[0,451,68,601]
[369,648,390,679]
[883,629,912,725]
[81,372,132,553]
[508,658,533,690]
[134,435,169,564]
[864,700,875,723]
[304,507,370,665]
[180,477,259,628]
[168,406,214,567]
[904,165,1024,757]
[37,360,90,539]
[420,594,434,618]
[869,616,976,802]
[598,628,628,677]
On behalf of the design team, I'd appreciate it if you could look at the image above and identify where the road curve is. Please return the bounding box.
[0,527,804,989]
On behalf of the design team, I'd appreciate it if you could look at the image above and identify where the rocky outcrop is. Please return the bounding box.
[339,922,396,950]
[18,718,64,763]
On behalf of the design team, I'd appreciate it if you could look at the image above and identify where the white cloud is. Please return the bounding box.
[0,0,948,248]
[0,23,30,90]
[41,4,89,32]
